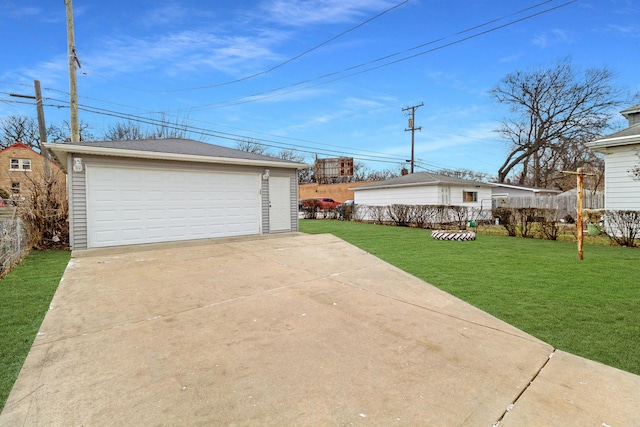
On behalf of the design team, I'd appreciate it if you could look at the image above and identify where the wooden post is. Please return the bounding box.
[576,167,584,260]
[65,0,80,142]
[34,80,51,176]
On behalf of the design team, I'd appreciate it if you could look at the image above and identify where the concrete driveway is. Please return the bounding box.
[2,233,639,426]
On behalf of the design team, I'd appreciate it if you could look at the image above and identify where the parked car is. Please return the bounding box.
[315,197,341,210]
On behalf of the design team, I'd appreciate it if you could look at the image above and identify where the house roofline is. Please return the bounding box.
[352,181,491,191]
[44,142,309,172]
[586,134,640,151]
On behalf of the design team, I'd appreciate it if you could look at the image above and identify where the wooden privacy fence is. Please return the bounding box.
[493,194,604,220]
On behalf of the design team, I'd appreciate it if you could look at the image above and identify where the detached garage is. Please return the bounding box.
[45,138,307,250]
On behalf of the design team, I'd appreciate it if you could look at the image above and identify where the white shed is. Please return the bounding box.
[352,171,493,209]
[586,104,640,211]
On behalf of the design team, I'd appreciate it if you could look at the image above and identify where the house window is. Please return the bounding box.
[11,182,20,194]
[10,158,31,171]
[463,191,477,202]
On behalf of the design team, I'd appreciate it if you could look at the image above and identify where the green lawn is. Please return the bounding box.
[300,220,640,375]
[0,250,70,411]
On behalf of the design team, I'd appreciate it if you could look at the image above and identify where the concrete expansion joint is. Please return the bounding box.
[492,349,557,426]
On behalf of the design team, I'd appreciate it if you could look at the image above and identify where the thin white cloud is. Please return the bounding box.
[606,24,639,37]
[78,28,285,79]
[259,0,397,26]
[532,29,572,48]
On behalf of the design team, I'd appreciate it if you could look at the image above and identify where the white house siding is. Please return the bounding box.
[604,146,640,210]
[354,185,441,206]
[353,184,492,222]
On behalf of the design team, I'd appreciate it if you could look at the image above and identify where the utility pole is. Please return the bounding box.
[65,0,81,142]
[9,80,50,175]
[402,102,423,173]
[563,167,594,260]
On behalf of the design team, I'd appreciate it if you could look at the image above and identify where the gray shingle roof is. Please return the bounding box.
[598,123,640,140]
[63,138,300,164]
[353,171,491,190]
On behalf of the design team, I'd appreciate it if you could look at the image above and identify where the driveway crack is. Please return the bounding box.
[492,349,556,426]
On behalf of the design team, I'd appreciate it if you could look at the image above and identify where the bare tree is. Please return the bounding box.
[101,114,189,141]
[48,120,95,142]
[103,120,145,141]
[491,57,628,187]
[0,115,40,149]
[437,168,493,182]
[236,138,269,155]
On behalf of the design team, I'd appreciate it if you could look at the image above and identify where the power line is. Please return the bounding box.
[38,1,574,119]
[39,97,414,165]
[143,0,577,114]
[82,0,410,93]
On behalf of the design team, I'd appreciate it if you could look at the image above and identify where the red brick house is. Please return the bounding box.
[0,142,62,201]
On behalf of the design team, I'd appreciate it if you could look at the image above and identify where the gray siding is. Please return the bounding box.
[290,172,299,232]
[261,174,270,233]
[68,154,300,249]
[69,164,87,250]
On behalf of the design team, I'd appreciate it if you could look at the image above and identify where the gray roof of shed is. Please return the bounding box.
[353,171,491,191]
[44,138,309,171]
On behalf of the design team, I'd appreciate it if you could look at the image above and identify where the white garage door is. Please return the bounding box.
[87,166,261,248]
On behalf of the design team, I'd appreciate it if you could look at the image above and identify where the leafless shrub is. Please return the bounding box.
[538,208,561,240]
[493,207,517,236]
[433,205,451,229]
[367,205,388,225]
[411,205,430,228]
[388,204,413,226]
[18,169,69,249]
[341,203,356,221]
[515,207,538,238]
[449,205,473,229]
[604,210,640,247]
[300,198,320,219]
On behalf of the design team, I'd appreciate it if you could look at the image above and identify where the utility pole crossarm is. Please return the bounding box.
[402,102,424,174]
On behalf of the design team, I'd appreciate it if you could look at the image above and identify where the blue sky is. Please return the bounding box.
[1,0,639,177]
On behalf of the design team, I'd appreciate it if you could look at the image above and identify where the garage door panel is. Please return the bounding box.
[87,167,261,248]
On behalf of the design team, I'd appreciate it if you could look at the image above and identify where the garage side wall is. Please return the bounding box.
[68,154,299,250]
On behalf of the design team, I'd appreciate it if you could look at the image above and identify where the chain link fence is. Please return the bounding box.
[0,211,30,277]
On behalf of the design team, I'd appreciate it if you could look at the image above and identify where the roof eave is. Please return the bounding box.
[43,143,309,171]
[586,134,640,151]
[353,180,491,191]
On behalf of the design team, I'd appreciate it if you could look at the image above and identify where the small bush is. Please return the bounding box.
[604,210,640,247]
[18,169,69,250]
[493,207,517,236]
[367,205,388,225]
[0,188,9,200]
[538,208,561,240]
[340,203,355,221]
[388,204,413,226]
[300,199,320,219]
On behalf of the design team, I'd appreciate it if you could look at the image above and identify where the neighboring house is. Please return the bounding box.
[0,142,61,200]
[586,103,640,211]
[352,171,493,213]
[44,138,308,250]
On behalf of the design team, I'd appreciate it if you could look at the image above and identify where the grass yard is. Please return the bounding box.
[300,220,640,376]
[0,250,70,411]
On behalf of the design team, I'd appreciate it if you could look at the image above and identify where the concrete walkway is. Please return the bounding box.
[2,233,639,426]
